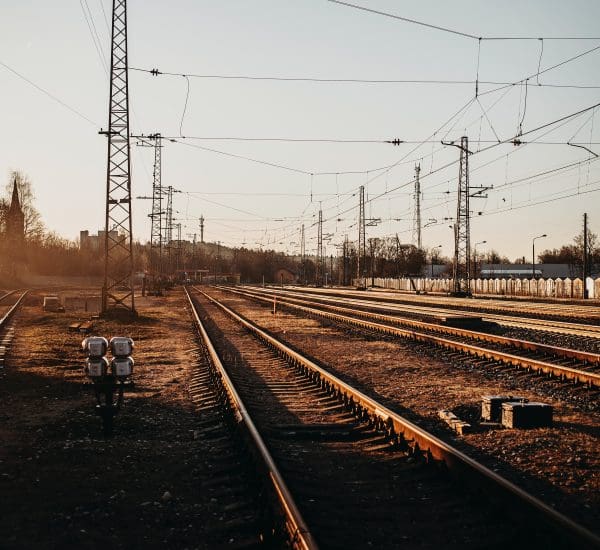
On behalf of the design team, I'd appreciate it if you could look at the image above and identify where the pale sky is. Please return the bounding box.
[1,1,599,261]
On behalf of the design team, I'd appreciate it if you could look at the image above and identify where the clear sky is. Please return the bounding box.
[1,1,599,261]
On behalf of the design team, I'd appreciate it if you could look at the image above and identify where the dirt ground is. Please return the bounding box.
[2,286,599,546]
[209,288,600,536]
[0,290,231,549]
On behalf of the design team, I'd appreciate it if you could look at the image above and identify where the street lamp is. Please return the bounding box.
[431,245,442,277]
[473,240,487,279]
[532,234,547,279]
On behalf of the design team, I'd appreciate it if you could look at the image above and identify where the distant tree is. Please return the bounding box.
[0,197,7,235]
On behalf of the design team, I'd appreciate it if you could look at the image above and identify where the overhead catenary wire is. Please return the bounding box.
[327,0,600,41]
[130,66,600,90]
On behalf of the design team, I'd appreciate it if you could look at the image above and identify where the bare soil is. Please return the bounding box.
[0,291,226,549]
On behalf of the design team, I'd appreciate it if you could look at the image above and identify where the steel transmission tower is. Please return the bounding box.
[150,134,163,274]
[444,136,490,296]
[316,208,324,286]
[200,214,205,243]
[413,164,422,249]
[357,185,366,286]
[453,136,471,295]
[134,133,163,275]
[101,0,135,314]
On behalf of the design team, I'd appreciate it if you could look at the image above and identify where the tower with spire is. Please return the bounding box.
[6,177,25,245]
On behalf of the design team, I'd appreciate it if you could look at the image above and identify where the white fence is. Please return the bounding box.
[366,276,599,299]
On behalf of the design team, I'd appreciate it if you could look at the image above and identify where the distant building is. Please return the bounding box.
[6,178,25,244]
[80,229,119,251]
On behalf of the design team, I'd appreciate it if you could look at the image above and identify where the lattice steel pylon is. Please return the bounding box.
[316,208,324,286]
[357,185,366,286]
[412,164,422,249]
[149,134,163,274]
[101,0,135,314]
[453,136,471,295]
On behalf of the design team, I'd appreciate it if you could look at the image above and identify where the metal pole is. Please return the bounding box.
[101,0,135,314]
[583,213,589,299]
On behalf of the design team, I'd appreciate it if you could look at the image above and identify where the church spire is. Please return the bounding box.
[10,177,21,211]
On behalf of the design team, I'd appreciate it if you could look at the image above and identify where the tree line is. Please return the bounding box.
[0,170,597,286]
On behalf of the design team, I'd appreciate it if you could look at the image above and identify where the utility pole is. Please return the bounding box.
[200,214,205,243]
[343,234,349,286]
[101,0,135,315]
[357,185,366,287]
[317,207,323,286]
[583,212,589,299]
[165,186,173,274]
[330,254,333,287]
[413,164,422,250]
[300,224,306,285]
[369,238,376,287]
[176,223,182,272]
[442,136,490,297]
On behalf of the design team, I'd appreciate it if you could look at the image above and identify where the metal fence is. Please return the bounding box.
[366,276,599,299]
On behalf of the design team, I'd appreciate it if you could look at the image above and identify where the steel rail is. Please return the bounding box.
[196,287,600,548]
[0,290,18,303]
[284,286,600,331]
[238,286,600,365]
[223,286,600,389]
[184,287,318,550]
[268,286,600,337]
[0,290,29,329]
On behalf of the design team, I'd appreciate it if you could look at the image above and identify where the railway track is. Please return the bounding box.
[186,286,600,549]
[220,286,600,392]
[0,290,28,370]
[283,286,600,335]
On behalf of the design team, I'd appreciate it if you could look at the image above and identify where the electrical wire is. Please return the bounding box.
[328,0,600,41]
[130,67,600,90]
[0,60,98,126]
[79,0,109,77]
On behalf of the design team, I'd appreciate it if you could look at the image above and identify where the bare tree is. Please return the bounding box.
[0,197,7,235]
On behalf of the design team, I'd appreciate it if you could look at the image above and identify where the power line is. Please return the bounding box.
[168,137,401,176]
[79,0,109,77]
[160,135,599,146]
[130,66,599,89]
[328,0,600,41]
[0,60,98,126]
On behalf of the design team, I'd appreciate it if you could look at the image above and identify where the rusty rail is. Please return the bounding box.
[242,287,600,364]
[184,287,318,550]
[0,290,29,329]
[198,286,600,548]
[226,286,600,389]
[303,286,600,328]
